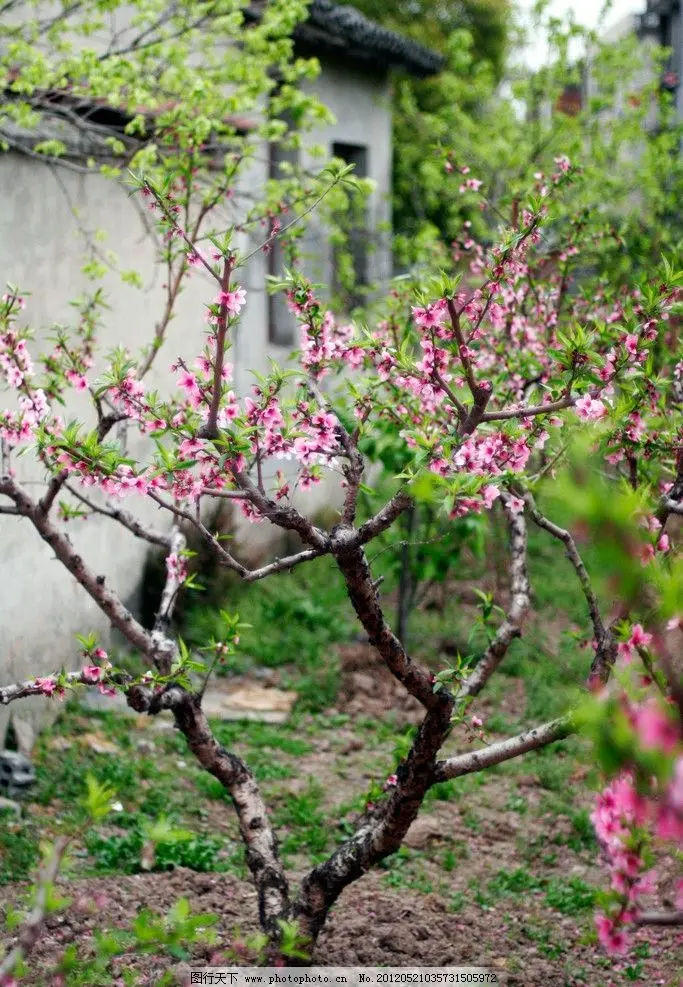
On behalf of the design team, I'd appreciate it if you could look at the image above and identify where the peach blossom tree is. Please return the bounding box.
[0,155,681,973]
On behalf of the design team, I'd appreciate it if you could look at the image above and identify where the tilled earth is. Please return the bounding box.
[2,868,681,986]
[1,643,681,985]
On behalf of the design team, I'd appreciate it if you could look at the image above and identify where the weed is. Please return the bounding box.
[544,876,596,915]
[276,779,329,858]
[447,891,466,913]
[0,811,39,884]
[85,826,228,875]
[505,792,528,814]
[488,867,543,896]
[442,849,458,872]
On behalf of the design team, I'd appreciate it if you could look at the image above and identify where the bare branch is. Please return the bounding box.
[37,468,70,516]
[480,394,577,423]
[147,491,249,576]
[330,529,444,711]
[233,472,329,551]
[65,483,172,547]
[635,911,683,927]
[200,488,249,500]
[461,493,530,698]
[357,489,413,544]
[0,475,154,658]
[242,548,325,582]
[152,527,186,661]
[434,717,572,782]
[524,491,617,685]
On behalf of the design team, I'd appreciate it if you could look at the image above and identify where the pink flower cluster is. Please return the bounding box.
[592,629,682,953]
[0,329,33,388]
[575,394,607,421]
[0,389,49,447]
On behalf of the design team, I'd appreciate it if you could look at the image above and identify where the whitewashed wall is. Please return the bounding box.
[0,59,393,745]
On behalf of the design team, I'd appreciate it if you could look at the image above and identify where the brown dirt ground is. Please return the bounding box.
[1,642,682,985]
[3,868,681,987]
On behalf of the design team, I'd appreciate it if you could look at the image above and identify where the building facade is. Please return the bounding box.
[0,3,442,746]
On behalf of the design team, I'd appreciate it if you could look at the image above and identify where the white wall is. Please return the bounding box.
[0,59,393,745]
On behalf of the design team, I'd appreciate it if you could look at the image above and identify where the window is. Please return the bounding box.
[267,135,299,346]
[332,142,369,302]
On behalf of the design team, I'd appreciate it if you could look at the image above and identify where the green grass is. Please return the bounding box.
[0,809,40,885]
[180,559,354,711]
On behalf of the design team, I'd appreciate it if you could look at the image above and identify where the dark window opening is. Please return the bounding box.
[332,142,369,302]
[267,134,299,346]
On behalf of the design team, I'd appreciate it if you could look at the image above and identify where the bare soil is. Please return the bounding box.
[3,868,680,986]
[1,640,681,985]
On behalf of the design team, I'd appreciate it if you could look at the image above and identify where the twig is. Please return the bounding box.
[199,254,235,439]
[480,394,578,423]
[152,527,186,666]
[0,835,72,978]
[434,717,572,782]
[0,669,122,706]
[461,493,530,698]
[524,491,617,685]
[64,483,172,547]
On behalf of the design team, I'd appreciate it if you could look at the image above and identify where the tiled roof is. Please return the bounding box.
[248,1,444,77]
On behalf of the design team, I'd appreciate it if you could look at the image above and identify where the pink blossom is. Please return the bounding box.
[81,665,104,684]
[165,553,188,583]
[640,543,655,566]
[459,178,483,193]
[186,250,208,268]
[481,484,500,509]
[34,677,57,696]
[66,369,88,390]
[177,371,200,396]
[623,334,639,359]
[628,624,652,649]
[429,457,450,476]
[636,700,678,753]
[506,496,525,515]
[412,298,448,330]
[655,804,683,841]
[595,914,630,955]
[214,286,247,315]
[575,395,607,421]
[657,533,670,553]
[471,715,483,728]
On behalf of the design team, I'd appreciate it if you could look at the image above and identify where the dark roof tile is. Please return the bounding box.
[250,1,444,77]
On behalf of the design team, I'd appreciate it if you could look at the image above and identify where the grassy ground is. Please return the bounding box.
[1,526,681,983]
